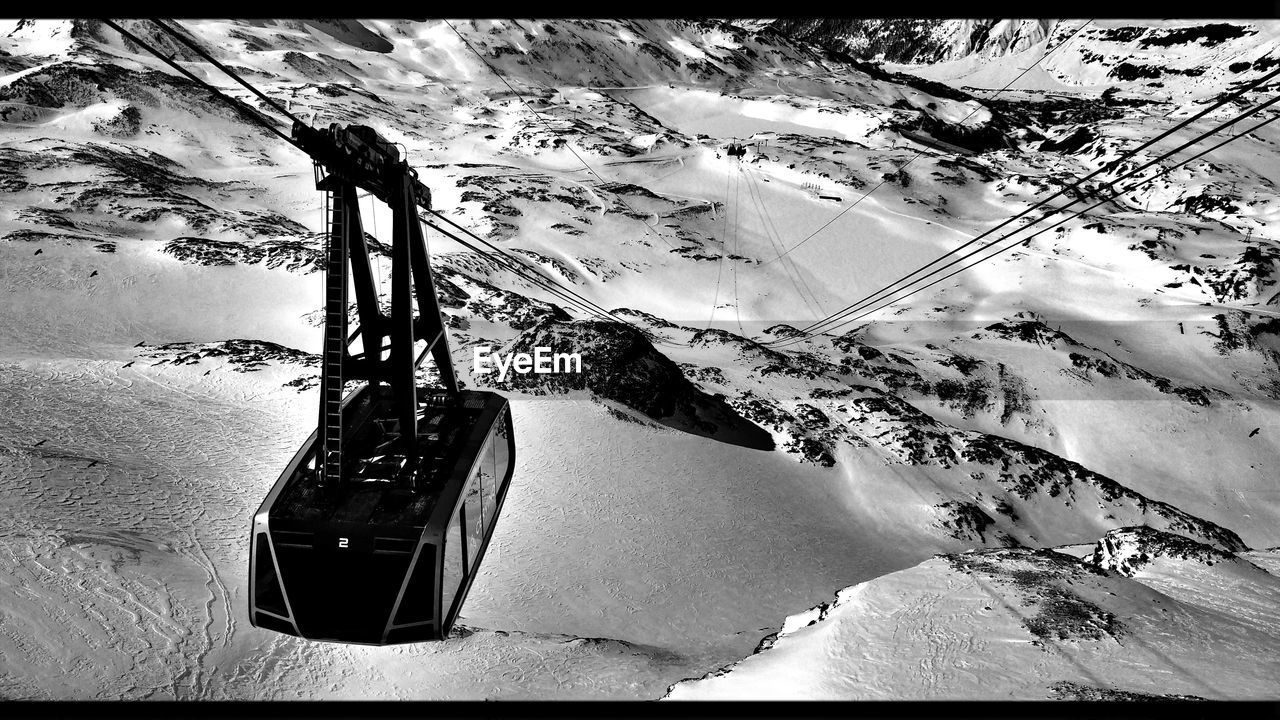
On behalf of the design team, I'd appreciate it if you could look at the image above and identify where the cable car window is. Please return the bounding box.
[464,480,484,569]
[493,410,511,492]
[253,533,287,617]
[441,506,465,619]
[478,434,497,527]
[465,462,485,532]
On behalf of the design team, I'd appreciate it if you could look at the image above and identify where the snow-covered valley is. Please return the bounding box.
[1,18,1278,700]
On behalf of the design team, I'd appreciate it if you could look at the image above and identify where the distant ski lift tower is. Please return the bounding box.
[248,122,516,645]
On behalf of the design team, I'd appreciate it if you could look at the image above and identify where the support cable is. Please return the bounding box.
[768,100,1280,348]
[766,62,1280,345]
[758,19,1097,267]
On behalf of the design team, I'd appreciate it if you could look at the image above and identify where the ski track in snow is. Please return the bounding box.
[0,356,893,699]
[0,360,288,699]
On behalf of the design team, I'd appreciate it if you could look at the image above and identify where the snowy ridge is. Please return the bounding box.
[1088,525,1268,577]
[770,19,1057,64]
[667,531,1280,699]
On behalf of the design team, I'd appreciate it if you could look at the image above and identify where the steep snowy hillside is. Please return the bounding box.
[772,18,1280,92]
[898,19,1280,95]
[667,528,1280,700]
[1,17,1278,700]
[770,18,1058,64]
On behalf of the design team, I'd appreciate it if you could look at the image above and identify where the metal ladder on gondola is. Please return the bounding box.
[320,190,347,489]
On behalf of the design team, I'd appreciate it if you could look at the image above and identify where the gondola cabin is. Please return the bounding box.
[250,385,514,644]
[248,121,516,644]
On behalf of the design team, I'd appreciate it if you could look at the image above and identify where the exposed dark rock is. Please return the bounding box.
[935,500,1005,544]
[4,229,108,246]
[163,236,321,272]
[139,339,318,390]
[1067,351,1213,406]
[490,318,774,450]
[1087,525,1259,577]
[978,319,1072,346]
[1189,244,1280,303]
[844,388,1247,552]
[983,94,1124,132]
[507,248,581,284]
[945,549,1124,644]
[91,104,142,138]
[1138,23,1255,48]
[692,328,838,381]
[1049,681,1205,701]
[0,61,283,134]
[435,266,570,330]
[3,142,306,237]
[1182,192,1239,217]
[1039,127,1096,154]
[1109,62,1205,81]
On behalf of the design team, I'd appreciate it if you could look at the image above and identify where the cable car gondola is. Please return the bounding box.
[249,122,515,644]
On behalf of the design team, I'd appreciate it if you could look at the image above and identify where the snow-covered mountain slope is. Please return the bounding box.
[770,19,1058,64]
[2,17,1279,699]
[666,528,1280,700]
[0,355,914,698]
[896,20,1280,96]
[772,19,1280,98]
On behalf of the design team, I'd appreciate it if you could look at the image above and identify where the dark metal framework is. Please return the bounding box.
[726,136,768,159]
[248,123,515,644]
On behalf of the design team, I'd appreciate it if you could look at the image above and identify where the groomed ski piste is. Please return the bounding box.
[1,18,1278,700]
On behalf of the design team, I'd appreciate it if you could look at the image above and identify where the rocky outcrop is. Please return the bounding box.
[163,236,321,273]
[768,19,1055,64]
[489,317,774,450]
[847,388,1247,552]
[2,141,307,238]
[947,549,1126,644]
[139,339,318,390]
[1088,526,1263,577]
[977,318,1220,406]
